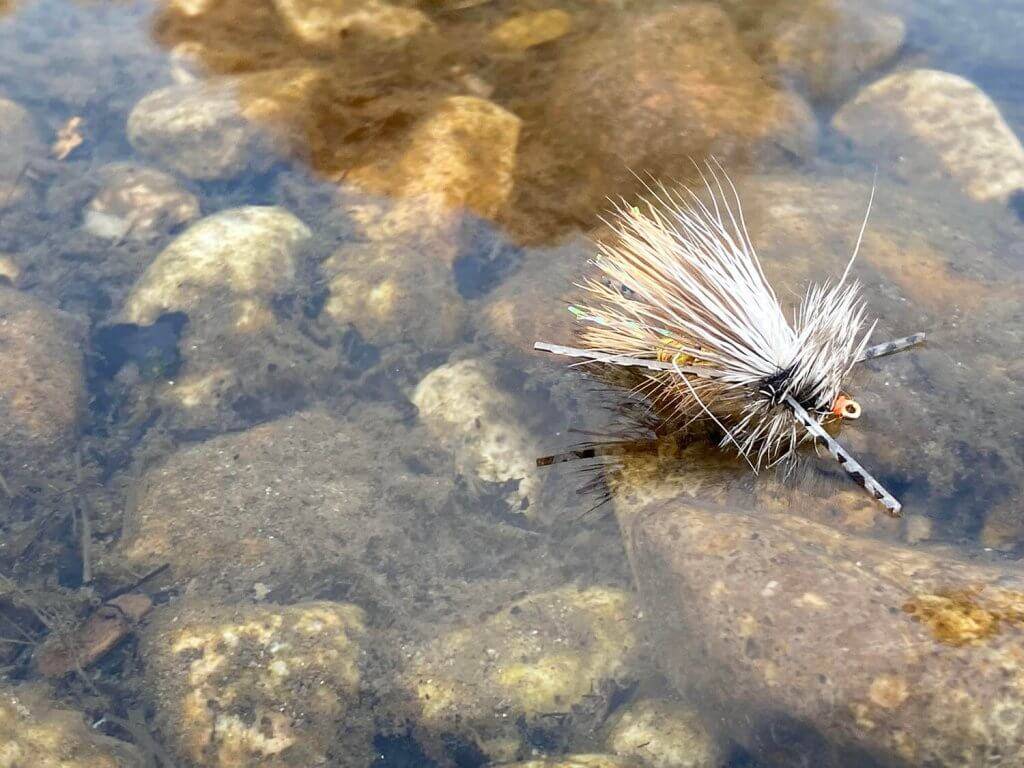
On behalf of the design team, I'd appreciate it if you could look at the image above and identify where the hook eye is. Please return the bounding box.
[832,394,861,420]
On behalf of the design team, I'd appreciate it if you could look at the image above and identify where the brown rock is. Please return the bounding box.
[0,287,84,493]
[547,4,817,197]
[621,487,1024,766]
[347,95,521,223]
[403,585,640,762]
[750,0,906,100]
[82,162,200,241]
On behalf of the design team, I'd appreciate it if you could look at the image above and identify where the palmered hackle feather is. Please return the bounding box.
[570,163,874,469]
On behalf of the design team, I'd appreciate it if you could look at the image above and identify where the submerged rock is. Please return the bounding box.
[481,237,589,355]
[116,405,572,627]
[143,599,372,767]
[120,205,320,429]
[490,9,573,50]
[347,95,521,223]
[123,206,309,324]
[82,162,200,241]
[605,698,723,768]
[762,0,905,100]
[619,483,1024,767]
[321,239,466,349]
[548,4,817,195]
[402,585,639,763]
[0,287,84,494]
[0,96,42,209]
[504,757,641,768]
[272,0,432,49]
[833,69,1024,203]
[412,358,541,514]
[0,684,141,767]
[127,79,276,180]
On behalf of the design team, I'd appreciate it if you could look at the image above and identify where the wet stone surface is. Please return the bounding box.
[618,476,1024,767]
[142,598,372,767]
[0,683,142,767]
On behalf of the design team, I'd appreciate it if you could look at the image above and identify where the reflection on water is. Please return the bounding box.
[1,0,1024,765]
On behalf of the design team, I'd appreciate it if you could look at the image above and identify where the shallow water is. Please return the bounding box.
[1,0,1023,766]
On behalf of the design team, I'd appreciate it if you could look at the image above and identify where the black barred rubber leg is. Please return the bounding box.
[856,333,926,363]
[785,395,903,517]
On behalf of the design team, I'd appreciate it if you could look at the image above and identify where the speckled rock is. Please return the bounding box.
[412,358,541,514]
[833,69,1024,202]
[116,406,569,627]
[403,585,639,762]
[0,287,84,494]
[548,4,817,194]
[490,9,572,50]
[0,96,42,209]
[272,0,432,49]
[619,482,1024,767]
[321,239,466,349]
[120,205,317,429]
[504,757,641,768]
[119,408,445,601]
[123,206,308,324]
[606,698,722,768]
[142,599,371,767]
[0,684,141,767]
[762,0,905,100]
[347,95,521,223]
[127,79,275,180]
[82,162,200,240]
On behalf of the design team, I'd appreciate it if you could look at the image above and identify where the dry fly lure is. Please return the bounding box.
[534,162,924,516]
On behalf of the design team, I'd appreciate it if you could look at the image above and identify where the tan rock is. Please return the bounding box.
[833,69,1024,202]
[272,0,431,48]
[120,205,321,429]
[143,599,371,767]
[347,95,521,222]
[82,162,200,241]
[321,239,466,349]
[403,585,639,762]
[490,9,572,50]
[412,359,541,513]
[123,206,308,324]
[0,684,141,767]
[606,698,723,768]
[620,485,1024,766]
[0,253,18,284]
